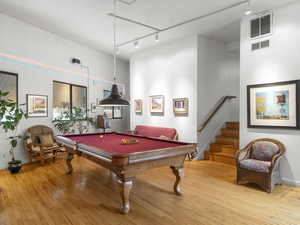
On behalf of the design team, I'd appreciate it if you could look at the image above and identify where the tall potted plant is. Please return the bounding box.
[0,90,28,174]
[52,107,95,135]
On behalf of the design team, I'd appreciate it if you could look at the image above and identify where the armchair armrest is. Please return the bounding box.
[27,143,61,152]
[270,152,284,170]
[236,145,251,162]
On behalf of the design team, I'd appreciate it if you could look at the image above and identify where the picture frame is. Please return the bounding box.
[150,95,164,114]
[247,80,300,129]
[173,98,189,117]
[27,94,48,117]
[134,99,143,114]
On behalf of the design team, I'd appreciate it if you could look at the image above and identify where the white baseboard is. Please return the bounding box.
[281,178,300,187]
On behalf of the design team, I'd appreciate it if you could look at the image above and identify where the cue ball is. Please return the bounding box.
[99,135,103,138]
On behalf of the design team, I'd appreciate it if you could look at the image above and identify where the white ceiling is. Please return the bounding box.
[0,0,298,59]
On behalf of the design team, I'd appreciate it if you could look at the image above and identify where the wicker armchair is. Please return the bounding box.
[236,138,285,193]
[25,125,65,164]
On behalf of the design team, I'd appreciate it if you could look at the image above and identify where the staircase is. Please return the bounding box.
[204,122,239,166]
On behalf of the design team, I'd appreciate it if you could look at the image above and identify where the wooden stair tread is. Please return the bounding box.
[216,136,238,140]
[212,152,236,158]
[207,121,239,166]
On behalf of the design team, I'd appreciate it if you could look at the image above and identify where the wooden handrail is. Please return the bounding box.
[198,96,236,132]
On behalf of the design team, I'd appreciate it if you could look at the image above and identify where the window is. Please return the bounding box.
[53,81,87,119]
[250,14,272,38]
[0,71,18,122]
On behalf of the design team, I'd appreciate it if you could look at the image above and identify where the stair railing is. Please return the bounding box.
[198,96,236,133]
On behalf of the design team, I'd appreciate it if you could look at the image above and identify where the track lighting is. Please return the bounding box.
[155,33,159,42]
[245,0,252,15]
[134,41,139,48]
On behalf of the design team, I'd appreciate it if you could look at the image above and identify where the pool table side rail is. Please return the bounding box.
[55,135,197,165]
[61,132,192,145]
[55,135,114,158]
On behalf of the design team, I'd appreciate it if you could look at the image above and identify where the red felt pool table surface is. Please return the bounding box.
[63,132,188,155]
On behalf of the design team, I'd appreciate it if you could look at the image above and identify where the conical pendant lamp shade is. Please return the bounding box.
[99,84,129,106]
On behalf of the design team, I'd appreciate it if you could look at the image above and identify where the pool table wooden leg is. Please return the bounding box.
[66,152,74,174]
[117,178,133,214]
[171,167,184,196]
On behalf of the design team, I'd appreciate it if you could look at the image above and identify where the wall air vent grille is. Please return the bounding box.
[261,40,270,48]
[251,42,260,51]
[251,40,270,51]
[250,12,272,39]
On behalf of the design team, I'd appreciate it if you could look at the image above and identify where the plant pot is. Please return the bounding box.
[8,160,22,174]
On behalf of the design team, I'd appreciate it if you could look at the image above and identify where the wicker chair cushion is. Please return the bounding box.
[39,134,54,146]
[239,159,271,173]
[251,141,279,161]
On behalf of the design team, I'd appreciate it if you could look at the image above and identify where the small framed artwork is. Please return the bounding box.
[247,80,300,129]
[150,95,164,114]
[134,99,143,114]
[103,107,113,119]
[27,94,48,117]
[113,106,122,119]
[91,103,97,113]
[173,98,189,117]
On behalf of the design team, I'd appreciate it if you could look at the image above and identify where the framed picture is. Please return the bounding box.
[150,95,164,114]
[134,99,143,114]
[113,106,122,119]
[103,107,113,119]
[173,98,189,116]
[27,94,48,117]
[91,103,97,113]
[247,80,300,129]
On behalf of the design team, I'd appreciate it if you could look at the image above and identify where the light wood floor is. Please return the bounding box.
[0,158,300,225]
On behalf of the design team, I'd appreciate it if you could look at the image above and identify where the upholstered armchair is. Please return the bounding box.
[236,138,285,193]
[25,125,65,164]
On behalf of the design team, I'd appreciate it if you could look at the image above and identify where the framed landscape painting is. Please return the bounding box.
[134,99,143,114]
[27,94,48,117]
[247,80,300,129]
[173,98,189,117]
[150,95,164,114]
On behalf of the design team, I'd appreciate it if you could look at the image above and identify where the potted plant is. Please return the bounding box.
[0,90,28,174]
[52,107,95,135]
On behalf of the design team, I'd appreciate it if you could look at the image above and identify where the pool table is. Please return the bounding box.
[55,132,197,214]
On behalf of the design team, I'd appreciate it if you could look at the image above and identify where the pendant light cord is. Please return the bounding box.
[113,0,117,83]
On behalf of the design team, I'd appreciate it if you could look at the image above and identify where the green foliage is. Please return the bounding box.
[0,90,28,161]
[52,107,95,135]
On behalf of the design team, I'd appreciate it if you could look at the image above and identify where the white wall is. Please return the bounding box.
[197,37,240,155]
[0,13,130,170]
[130,35,240,148]
[130,36,198,143]
[240,2,300,186]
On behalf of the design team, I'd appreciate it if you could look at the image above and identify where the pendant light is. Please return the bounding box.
[99,0,130,106]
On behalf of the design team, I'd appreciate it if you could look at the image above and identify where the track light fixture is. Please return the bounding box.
[245,0,252,15]
[155,33,159,42]
[134,41,139,48]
